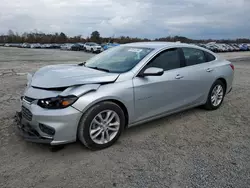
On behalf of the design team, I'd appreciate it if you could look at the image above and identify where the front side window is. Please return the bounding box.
[145,48,181,71]
[85,46,153,73]
[182,47,206,66]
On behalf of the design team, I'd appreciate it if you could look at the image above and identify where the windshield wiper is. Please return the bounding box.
[78,62,86,66]
[87,66,110,72]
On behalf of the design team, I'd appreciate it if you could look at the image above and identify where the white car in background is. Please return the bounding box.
[84,42,102,53]
[30,43,41,49]
[214,43,227,52]
[21,43,31,48]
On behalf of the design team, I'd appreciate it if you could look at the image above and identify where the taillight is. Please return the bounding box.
[230,64,234,71]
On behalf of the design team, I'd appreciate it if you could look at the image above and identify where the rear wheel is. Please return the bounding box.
[77,101,125,150]
[204,80,225,110]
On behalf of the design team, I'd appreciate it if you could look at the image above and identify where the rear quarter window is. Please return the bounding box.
[204,51,216,62]
[182,47,206,66]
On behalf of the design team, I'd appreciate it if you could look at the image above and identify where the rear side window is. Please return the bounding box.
[146,48,181,71]
[182,47,206,66]
[204,51,216,62]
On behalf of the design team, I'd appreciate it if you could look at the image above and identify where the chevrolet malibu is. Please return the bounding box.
[17,42,234,150]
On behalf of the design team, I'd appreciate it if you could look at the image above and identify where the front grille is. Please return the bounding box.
[23,96,36,103]
[22,106,33,121]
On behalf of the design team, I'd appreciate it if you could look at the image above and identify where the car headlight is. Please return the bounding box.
[37,95,78,109]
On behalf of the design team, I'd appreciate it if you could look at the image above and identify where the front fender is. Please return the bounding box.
[72,80,135,124]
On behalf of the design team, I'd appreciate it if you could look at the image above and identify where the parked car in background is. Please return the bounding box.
[216,44,228,52]
[40,44,51,49]
[21,43,31,48]
[3,43,22,48]
[78,43,85,51]
[17,42,234,150]
[247,44,250,50]
[205,43,220,52]
[239,44,249,51]
[84,42,102,53]
[230,44,240,51]
[70,43,81,51]
[60,43,74,50]
[69,43,85,51]
[240,44,249,51]
[51,44,61,49]
[30,43,41,49]
[197,44,207,49]
[224,44,233,52]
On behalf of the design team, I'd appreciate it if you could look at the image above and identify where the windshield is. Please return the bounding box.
[85,46,153,73]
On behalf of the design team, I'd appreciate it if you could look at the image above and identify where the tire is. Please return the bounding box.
[204,80,226,110]
[77,101,125,150]
[91,48,94,53]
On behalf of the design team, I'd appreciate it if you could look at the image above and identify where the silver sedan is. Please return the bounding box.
[17,42,234,150]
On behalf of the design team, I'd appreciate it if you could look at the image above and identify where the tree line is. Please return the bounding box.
[0,29,249,44]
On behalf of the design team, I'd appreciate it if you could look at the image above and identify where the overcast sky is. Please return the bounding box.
[0,0,249,39]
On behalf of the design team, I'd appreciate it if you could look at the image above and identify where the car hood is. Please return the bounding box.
[30,64,119,88]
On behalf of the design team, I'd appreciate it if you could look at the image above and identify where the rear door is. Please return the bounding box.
[179,47,217,105]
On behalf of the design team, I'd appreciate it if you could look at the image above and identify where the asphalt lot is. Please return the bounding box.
[0,47,250,188]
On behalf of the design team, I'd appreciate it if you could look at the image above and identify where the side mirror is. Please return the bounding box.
[138,67,164,77]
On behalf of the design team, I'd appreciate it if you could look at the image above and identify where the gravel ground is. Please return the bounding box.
[0,47,250,188]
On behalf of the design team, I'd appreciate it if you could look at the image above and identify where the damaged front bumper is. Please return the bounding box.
[15,99,83,145]
[15,111,53,144]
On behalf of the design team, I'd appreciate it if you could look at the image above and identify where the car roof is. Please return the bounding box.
[122,42,201,50]
[122,41,219,59]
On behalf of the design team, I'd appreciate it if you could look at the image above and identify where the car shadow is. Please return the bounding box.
[122,107,204,137]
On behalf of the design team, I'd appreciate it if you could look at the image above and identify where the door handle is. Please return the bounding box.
[206,68,213,72]
[175,74,184,79]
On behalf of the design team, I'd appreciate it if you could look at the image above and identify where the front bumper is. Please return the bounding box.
[15,111,53,144]
[94,48,102,53]
[16,100,83,145]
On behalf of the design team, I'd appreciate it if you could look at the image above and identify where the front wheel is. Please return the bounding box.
[204,80,225,110]
[77,101,125,150]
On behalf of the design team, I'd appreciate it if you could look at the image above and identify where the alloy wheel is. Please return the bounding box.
[211,85,224,107]
[89,110,120,144]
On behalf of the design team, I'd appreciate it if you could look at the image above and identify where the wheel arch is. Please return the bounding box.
[109,99,129,128]
[80,98,129,128]
[216,77,227,93]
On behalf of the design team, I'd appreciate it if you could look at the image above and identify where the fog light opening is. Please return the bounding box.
[39,123,55,136]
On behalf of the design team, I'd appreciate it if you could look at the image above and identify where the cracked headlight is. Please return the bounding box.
[37,95,78,109]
